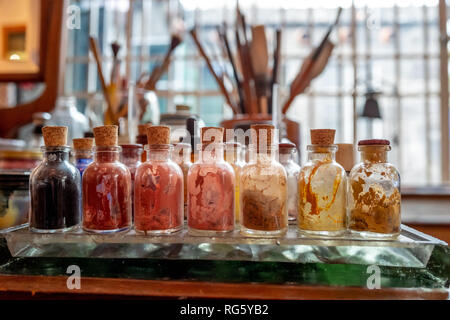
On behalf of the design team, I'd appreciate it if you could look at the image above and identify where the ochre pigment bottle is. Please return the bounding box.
[348,139,401,238]
[298,129,347,236]
[134,126,184,234]
[83,125,132,233]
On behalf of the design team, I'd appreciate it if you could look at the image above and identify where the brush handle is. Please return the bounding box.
[190,29,239,115]
[89,37,116,124]
[219,27,245,113]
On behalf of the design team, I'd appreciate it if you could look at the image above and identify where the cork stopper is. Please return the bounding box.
[147,125,170,145]
[201,127,224,145]
[93,125,118,147]
[251,124,275,147]
[336,143,355,172]
[42,126,67,147]
[310,129,335,145]
[279,142,296,154]
[138,123,151,136]
[73,138,94,150]
[358,139,390,146]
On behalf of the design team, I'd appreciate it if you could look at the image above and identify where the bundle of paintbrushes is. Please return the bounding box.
[89,34,183,125]
[189,6,342,116]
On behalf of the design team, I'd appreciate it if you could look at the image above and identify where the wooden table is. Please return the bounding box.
[0,275,448,300]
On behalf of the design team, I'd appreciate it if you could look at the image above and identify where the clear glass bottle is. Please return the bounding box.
[240,124,288,237]
[348,139,401,238]
[50,96,89,142]
[298,130,347,237]
[187,127,235,236]
[135,126,183,234]
[83,126,132,233]
[73,138,94,176]
[225,142,245,223]
[279,143,301,221]
[172,142,192,218]
[30,126,81,233]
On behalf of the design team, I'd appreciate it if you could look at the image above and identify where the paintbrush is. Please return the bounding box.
[190,28,240,114]
[110,41,121,85]
[250,25,269,114]
[217,24,245,113]
[89,36,116,124]
[144,34,182,90]
[282,7,342,114]
[269,29,282,114]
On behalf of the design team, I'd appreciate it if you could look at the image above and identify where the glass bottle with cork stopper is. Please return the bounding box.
[279,142,301,221]
[172,142,192,218]
[224,141,245,224]
[30,126,81,232]
[82,125,132,233]
[187,127,235,236]
[136,123,151,162]
[134,126,184,234]
[348,139,401,238]
[298,129,347,237]
[240,124,288,237]
[72,138,94,176]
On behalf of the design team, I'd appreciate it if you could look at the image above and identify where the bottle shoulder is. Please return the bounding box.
[31,160,80,181]
[349,162,400,180]
[83,161,131,177]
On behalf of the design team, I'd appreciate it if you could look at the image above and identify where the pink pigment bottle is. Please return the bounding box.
[134,126,184,234]
[187,127,235,236]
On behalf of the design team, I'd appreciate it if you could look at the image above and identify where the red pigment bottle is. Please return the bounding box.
[134,125,184,234]
[187,127,235,236]
[82,125,132,233]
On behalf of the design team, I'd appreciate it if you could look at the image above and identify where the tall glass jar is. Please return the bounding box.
[135,126,183,234]
[348,139,401,238]
[73,138,94,176]
[240,124,288,237]
[298,130,346,236]
[225,142,245,223]
[187,127,235,236]
[30,126,81,232]
[83,126,132,233]
[172,143,192,218]
[279,143,301,221]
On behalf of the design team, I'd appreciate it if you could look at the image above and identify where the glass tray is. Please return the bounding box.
[0,223,448,290]
[3,224,447,268]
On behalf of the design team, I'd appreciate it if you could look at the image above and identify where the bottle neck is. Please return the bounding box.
[307,145,337,162]
[360,151,388,163]
[42,146,70,162]
[198,144,224,163]
[358,145,390,163]
[94,146,121,163]
[249,146,277,163]
[147,146,171,162]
